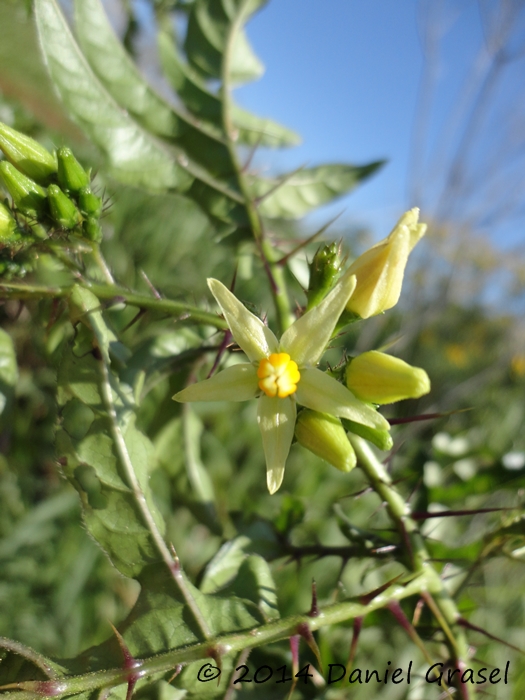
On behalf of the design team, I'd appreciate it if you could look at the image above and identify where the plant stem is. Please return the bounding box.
[220,1,294,333]
[0,573,428,699]
[0,282,227,329]
[348,435,474,698]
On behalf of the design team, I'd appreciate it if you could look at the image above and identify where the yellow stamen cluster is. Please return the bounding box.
[257,353,300,398]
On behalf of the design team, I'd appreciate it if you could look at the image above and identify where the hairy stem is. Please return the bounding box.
[348,435,474,698]
[220,1,294,333]
[0,282,227,329]
[0,573,428,699]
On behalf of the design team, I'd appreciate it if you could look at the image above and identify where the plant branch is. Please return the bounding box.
[220,1,294,332]
[0,573,428,699]
[0,281,228,329]
[348,435,474,699]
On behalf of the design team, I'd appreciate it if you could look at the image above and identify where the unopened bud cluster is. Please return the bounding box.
[0,121,103,276]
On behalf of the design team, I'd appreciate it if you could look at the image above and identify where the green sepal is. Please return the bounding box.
[306,242,343,310]
[48,184,82,229]
[82,215,102,242]
[0,120,57,183]
[341,417,393,451]
[78,186,102,218]
[0,160,48,218]
[56,146,90,193]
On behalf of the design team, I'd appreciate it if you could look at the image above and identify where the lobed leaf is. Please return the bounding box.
[73,0,236,179]
[56,286,166,579]
[35,0,247,225]
[249,161,385,219]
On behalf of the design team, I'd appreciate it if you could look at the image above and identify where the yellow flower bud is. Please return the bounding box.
[295,409,356,472]
[346,350,430,404]
[345,208,426,319]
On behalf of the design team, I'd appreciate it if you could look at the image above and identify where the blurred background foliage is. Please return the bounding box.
[0,1,524,698]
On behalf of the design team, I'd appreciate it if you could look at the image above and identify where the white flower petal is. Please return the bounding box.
[296,368,390,431]
[257,395,296,494]
[173,364,258,403]
[280,269,357,366]
[208,279,279,362]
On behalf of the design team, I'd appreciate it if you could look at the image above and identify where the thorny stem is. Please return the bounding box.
[0,281,228,329]
[97,359,212,641]
[220,2,294,333]
[348,435,474,699]
[0,574,428,700]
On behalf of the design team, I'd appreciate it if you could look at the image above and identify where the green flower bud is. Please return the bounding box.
[340,418,393,452]
[82,216,102,242]
[78,186,102,218]
[47,184,82,229]
[295,409,356,472]
[0,161,48,218]
[346,350,430,404]
[306,242,343,309]
[0,200,18,241]
[0,121,57,183]
[56,147,90,193]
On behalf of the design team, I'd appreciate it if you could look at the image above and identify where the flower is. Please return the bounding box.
[345,208,426,319]
[173,272,389,494]
[346,350,430,404]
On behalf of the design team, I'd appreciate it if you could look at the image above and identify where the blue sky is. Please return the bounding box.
[231,1,525,249]
[126,0,525,250]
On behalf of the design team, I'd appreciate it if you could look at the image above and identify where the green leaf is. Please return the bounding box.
[35,0,247,226]
[35,0,189,192]
[200,536,279,621]
[184,0,266,84]
[158,29,300,148]
[0,327,17,416]
[73,0,235,178]
[249,162,385,219]
[56,286,167,579]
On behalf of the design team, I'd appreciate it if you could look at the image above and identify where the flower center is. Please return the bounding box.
[257,353,301,398]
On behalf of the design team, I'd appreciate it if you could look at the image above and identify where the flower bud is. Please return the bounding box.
[0,200,18,241]
[0,121,57,183]
[47,184,82,229]
[82,216,102,242]
[0,161,48,218]
[56,147,90,193]
[78,186,102,219]
[345,208,426,319]
[346,350,430,404]
[306,242,343,309]
[295,409,356,472]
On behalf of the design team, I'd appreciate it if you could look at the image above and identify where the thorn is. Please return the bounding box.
[120,308,146,333]
[140,270,162,299]
[207,647,223,687]
[207,329,232,378]
[308,579,319,617]
[275,212,344,266]
[359,574,404,605]
[108,623,142,700]
[412,597,425,626]
[457,617,525,654]
[387,407,473,425]
[288,635,300,700]
[296,622,323,673]
[167,665,183,683]
[346,616,363,673]
[412,507,514,520]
